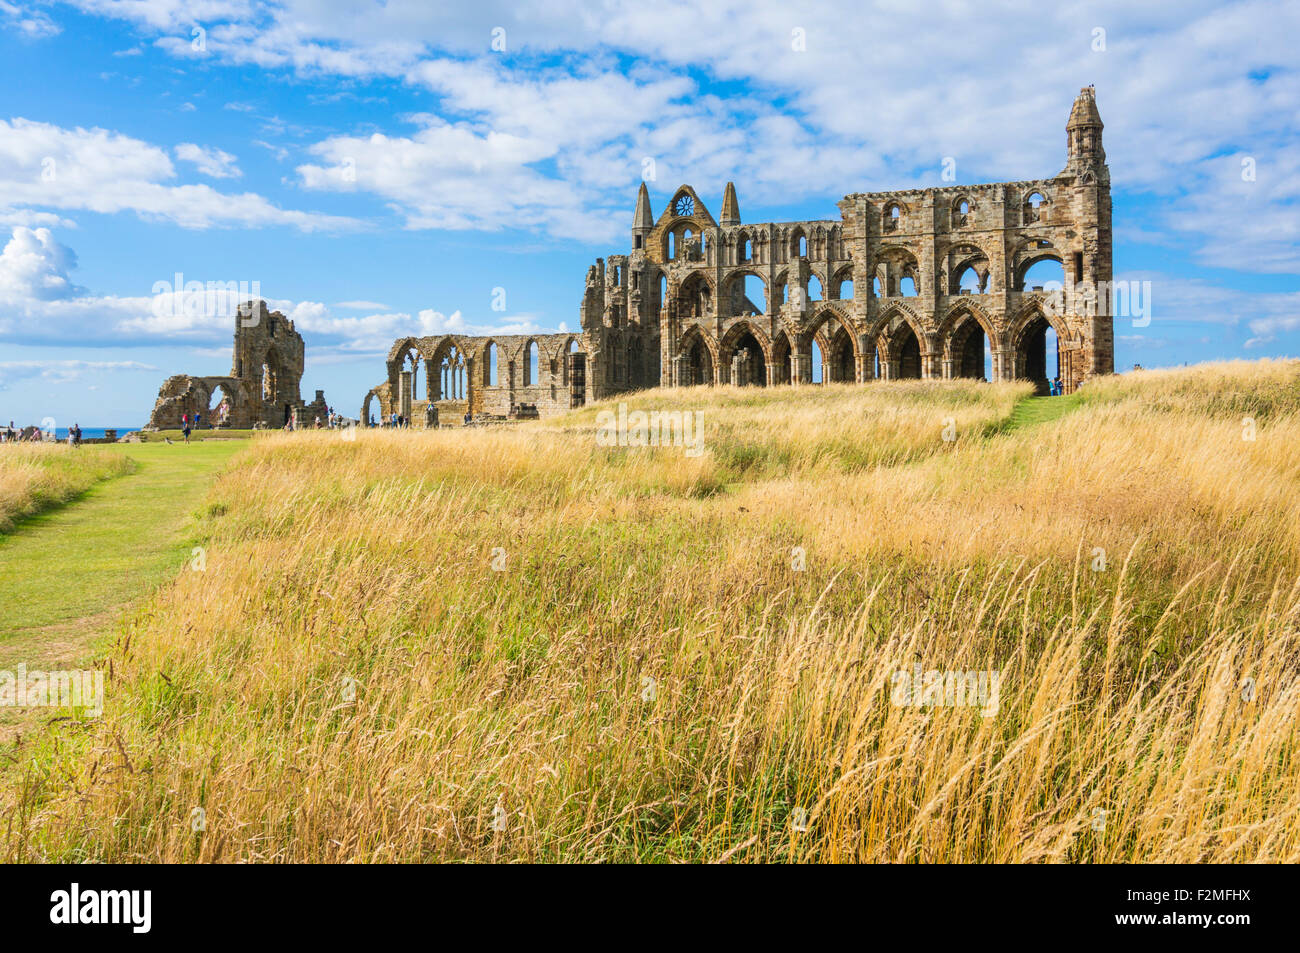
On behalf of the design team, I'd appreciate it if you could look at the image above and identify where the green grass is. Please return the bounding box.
[138,429,257,442]
[1000,392,1085,432]
[0,441,245,643]
[0,446,134,532]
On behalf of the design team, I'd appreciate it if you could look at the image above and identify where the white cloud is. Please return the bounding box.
[0,1,61,38]
[0,226,81,301]
[0,226,555,351]
[0,359,157,390]
[60,0,1299,270]
[0,118,356,231]
[175,142,242,178]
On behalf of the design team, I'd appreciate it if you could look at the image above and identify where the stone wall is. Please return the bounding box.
[145,301,330,429]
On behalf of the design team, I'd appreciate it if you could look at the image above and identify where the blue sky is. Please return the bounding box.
[1,0,1297,425]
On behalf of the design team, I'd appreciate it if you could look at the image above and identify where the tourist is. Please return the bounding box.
[194,411,202,429]
[182,417,192,444]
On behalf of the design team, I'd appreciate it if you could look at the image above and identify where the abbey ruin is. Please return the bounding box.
[146,300,329,430]
[144,88,1112,429]
[364,88,1112,424]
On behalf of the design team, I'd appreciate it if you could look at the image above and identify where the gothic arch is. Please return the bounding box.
[678,323,718,387]
[938,301,1000,353]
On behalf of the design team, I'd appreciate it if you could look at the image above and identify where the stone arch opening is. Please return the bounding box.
[1020,257,1066,292]
[771,331,792,385]
[434,343,468,401]
[722,270,764,316]
[790,227,807,259]
[727,330,767,386]
[525,340,540,386]
[1014,311,1063,395]
[207,383,234,426]
[828,324,855,382]
[361,390,380,427]
[260,351,281,403]
[884,202,902,232]
[678,272,713,320]
[1022,190,1047,225]
[892,323,923,379]
[805,310,857,384]
[483,341,499,386]
[945,311,990,380]
[681,329,714,386]
[830,264,854,300]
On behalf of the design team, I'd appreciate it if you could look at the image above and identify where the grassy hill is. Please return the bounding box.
[4,359,1300,862]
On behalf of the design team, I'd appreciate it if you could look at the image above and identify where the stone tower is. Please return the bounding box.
[146,300,328,430]
[632,182,654,252]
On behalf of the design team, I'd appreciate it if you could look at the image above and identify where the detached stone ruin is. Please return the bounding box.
[145,301,329,430]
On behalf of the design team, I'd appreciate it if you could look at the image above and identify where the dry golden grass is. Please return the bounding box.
[0,443,132,533]
[4,360,1300,862]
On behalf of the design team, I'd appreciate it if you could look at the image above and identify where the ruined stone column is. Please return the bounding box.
[792,348,811,385]
[400,370,413,417]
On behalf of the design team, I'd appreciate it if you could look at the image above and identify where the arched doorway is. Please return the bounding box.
[728,331,767,386]
[207,383,234,428]
[947,313,990,380]
[683,333,714,386]
[828,325,855,382]
[1015,312,1061,395]
[771,332,792,385]
[894,324,922,379]
[361,390,380,427]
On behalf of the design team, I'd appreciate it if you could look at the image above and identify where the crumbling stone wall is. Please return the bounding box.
[146,301,329,429]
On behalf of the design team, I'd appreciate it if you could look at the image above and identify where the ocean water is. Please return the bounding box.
[57,428,136,441]
[0,427,138,441]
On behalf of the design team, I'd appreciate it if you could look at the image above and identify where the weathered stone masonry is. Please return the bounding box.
[146,301,329,429]
[366,87,1112,424]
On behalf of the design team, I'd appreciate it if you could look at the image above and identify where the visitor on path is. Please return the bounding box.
[182,418,192,443]
[1052,375,1062,396]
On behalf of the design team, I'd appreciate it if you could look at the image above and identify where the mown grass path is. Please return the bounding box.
[1001,392,1085,432]
[0,442,243,659]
